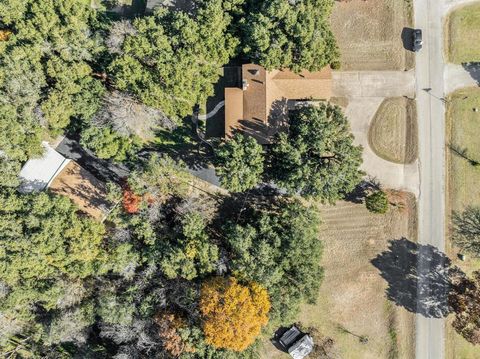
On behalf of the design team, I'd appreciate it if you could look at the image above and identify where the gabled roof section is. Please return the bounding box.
[18,142,70,193]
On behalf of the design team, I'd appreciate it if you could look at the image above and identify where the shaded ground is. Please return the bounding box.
[368,97,418,164]
[49,161,110,221]
[260,197,417,359]
[445,3,480,63]
[331,0,414,71]
[205,67,241,139]
[56,137,130,184]
[446,87,480,358]
[372,238,453,318]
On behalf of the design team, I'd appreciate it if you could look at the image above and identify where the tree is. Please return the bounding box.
[224,198,323,324]
[92,91,176,141]
[452,207,480,257]
[0,187,141,347]
[0,0,105,133]
[268,104,363,203]
[129,154,192,204]
[365,190,389,214]
[200,277,270,351]
[450,271,480,344]
[80,125,140,161]
[109,0,238,119]
[160,212,219,280]
[154,312,194,357]
[215,133,264,192]
[242,0,339,72]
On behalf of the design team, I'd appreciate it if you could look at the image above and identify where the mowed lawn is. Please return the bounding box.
[368,97,418,165]
[446,87,480,359]
[260,199,416,359]
[330,0,414,71]
[446,3,480,63]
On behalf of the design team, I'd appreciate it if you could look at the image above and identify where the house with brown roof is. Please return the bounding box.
[224,64,333,144]
[19,142,111,221]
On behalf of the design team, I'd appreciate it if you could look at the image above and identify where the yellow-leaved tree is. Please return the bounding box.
[200,276,271,351]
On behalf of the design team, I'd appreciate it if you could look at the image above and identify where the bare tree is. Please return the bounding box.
[106,20,137,55]
[92,91,177,141]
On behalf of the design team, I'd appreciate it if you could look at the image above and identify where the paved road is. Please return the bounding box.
[414,0,463,357]
[415,1,479,357]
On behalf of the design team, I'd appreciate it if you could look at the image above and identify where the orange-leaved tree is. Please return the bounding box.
[200,276,270,351]
[122,184,141,214]
[154,312,194,357]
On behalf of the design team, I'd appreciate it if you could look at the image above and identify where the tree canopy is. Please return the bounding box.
[452,207,480,257]
[450,271,480,345]
[0,0,104,133]
[268,104,363,202]
[215,133,265,192]
[225,198,323,324]
[109,1,238,119]
[200,277,270,351]
[242,0,339,72]
[0,187,136,347]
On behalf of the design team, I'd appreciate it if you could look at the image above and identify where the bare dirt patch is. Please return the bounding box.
[260,196,416,359]
[368,97,418,164]
[331,0,414,71]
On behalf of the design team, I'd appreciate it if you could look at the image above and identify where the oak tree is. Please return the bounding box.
[242,0,339,72]
[215,133,265,192]
[268,104,363,203]
[200,277,270,351]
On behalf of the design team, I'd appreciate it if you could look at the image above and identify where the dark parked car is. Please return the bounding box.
[413,29,423,51]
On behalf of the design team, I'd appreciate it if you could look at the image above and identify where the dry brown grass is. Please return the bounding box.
[368,97,418,164]
[445,87,480,358]
[331,0,414,71]
[260,197,416,359]
[445,3,480,64]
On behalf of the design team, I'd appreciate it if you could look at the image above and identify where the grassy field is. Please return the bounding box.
[330,0,414,71]
[368,97,418,164]
[446,87,480,358]
[260,197,416,359]
[445,3,480,63]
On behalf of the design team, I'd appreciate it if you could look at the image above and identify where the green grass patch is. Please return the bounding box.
[447,88,480,212]
[446,3,480,63]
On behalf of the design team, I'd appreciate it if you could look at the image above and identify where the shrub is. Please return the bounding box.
[365,190,389,214]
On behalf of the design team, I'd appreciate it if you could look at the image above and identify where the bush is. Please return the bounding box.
[365,190,389,214]
[80,126,140,161]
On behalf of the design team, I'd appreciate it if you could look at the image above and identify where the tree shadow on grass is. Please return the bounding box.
[344,178,381,204]
[371,238,462,318]
[462,62,480,85]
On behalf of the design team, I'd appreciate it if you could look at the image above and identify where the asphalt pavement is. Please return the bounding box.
[414,0,448,358]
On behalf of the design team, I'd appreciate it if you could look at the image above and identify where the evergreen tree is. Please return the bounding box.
[225,198,323,324]
[365,190,389,214]
[215,133,264,192]
[109,0,238,119]
[242,0,339,72]
[268,104,363,203]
